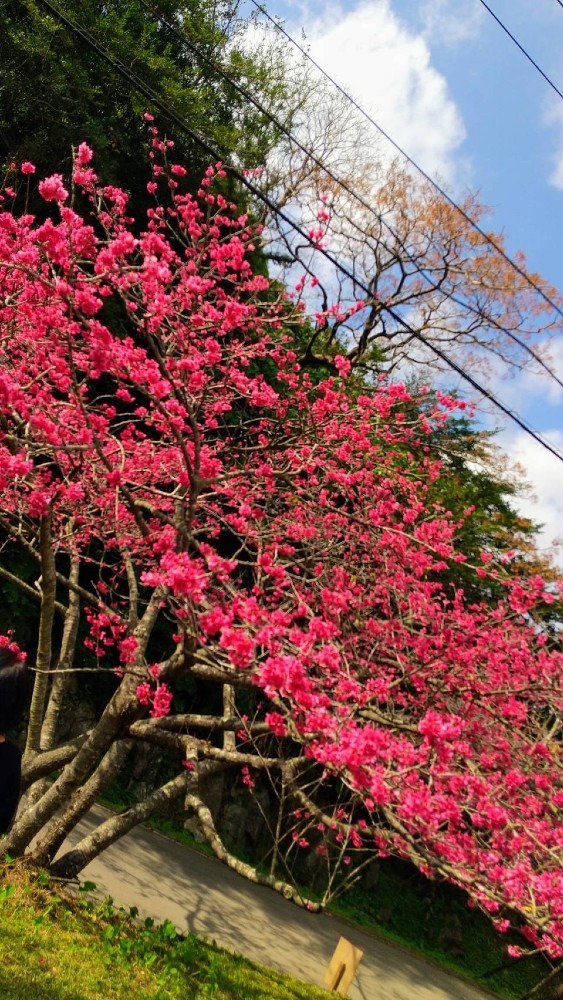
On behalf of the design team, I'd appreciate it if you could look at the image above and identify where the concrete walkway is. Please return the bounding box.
[60,806,492,1000]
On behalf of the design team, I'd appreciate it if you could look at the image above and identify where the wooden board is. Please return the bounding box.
[323,936,364,995]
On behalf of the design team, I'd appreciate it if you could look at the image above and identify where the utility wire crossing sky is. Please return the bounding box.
[24,0,563,554]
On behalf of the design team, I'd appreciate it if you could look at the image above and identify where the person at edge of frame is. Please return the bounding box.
[0,639,29,835]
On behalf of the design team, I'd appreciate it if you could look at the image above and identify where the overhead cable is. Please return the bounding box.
[139,0,563,395]
[477,0,563,101]
[30,0,563,465]
[249,0,563,322]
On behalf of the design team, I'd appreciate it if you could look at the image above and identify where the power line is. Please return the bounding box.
[386,312,563,466]
[478,0,563,101]
[140,0,563,395]
[31,0,563,464]
[249,0,563,323]
[30,0,563,466]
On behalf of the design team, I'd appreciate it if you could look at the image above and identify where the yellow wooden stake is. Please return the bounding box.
[323,936,364,995]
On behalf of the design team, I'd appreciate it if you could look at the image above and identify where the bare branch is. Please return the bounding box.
[184,791,321,911]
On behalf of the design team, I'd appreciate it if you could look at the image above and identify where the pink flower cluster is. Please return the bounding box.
[136,681,173,718]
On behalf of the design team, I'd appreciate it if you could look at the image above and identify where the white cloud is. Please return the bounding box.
[482,338,563,417]
[513,340,563,408]
[294,0,467,184]
[544,99,563,192]
[497,427,563,564]
[418,0,484,47]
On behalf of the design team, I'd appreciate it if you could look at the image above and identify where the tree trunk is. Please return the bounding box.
[4,671,141,856]
[30,739,133,867]
[50,771,189,879]
[26,512,56,753]
[40,549,80,751]
[6,587,167,856]
[222,683,236,751]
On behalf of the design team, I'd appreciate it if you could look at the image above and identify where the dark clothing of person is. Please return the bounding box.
[0,740,22,834]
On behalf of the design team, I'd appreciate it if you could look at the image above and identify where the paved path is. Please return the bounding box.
[61,806,492,1000]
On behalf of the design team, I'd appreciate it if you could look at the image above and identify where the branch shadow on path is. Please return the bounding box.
[60,807,492,1000]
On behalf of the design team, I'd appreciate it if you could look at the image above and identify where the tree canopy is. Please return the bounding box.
[255,67,563,384]
[0,0,298,207]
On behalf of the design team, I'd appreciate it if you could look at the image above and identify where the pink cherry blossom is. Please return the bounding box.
[0,141,561,955]
[38,174,69,202]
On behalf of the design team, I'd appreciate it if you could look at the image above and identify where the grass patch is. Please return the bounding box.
[0,860,330,1000]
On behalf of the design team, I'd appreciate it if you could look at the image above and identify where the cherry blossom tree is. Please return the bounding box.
[0,137,561,959]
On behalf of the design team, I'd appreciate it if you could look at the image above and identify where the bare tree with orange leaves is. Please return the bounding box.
[258,81,562,383]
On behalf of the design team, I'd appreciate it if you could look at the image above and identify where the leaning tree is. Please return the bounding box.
[0,139,561,959]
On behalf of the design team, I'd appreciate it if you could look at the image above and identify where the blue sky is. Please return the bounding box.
[395,0,562,290]
[245,0,563,555]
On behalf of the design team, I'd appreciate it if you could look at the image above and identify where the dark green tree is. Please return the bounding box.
[420,409,562,622]
[0,0,298,208]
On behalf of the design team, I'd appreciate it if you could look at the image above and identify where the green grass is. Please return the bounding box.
[0,861,331,1000]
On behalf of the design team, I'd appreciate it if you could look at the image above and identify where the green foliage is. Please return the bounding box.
[0,543,39,650]
[0,0,297,210]
[0,862,330,999]
[428,415,536,550]
[420,411,563,626]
